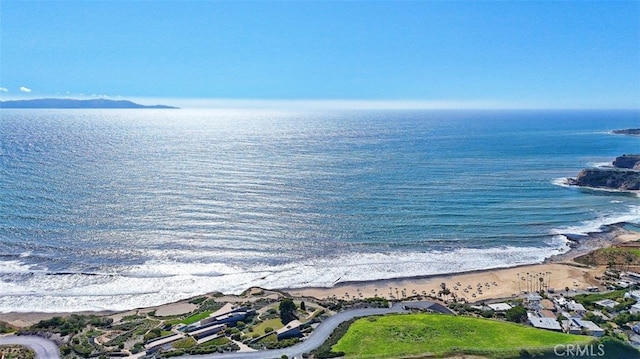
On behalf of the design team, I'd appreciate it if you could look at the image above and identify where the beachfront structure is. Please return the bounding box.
[527,312,562,332]
[487,303,512,312]
[276,320,303,340]
[562,319,605,337]
[595,299,619,310]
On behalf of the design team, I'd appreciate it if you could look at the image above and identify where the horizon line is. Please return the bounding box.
[1,95,639,111]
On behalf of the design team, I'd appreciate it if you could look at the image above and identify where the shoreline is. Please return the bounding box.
[2,224,638,328]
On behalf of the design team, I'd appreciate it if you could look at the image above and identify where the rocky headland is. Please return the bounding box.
[612,128,640,136]
[0,98,178,109]
[568,154,640,191]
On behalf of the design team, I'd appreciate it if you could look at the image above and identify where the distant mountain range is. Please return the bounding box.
[0,98,178,109]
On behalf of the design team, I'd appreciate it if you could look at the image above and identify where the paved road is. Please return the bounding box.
[183,301,450,359]
[0,334,60,359]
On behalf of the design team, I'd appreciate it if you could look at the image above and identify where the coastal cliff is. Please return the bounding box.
[569,154,640,191]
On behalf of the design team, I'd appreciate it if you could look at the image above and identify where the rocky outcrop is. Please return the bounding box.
[612,154,640,170]
[612,129,640,135]
[568,154,640,191]
[569,168,640,190]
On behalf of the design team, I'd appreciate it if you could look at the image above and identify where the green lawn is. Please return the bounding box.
[253,318,284,335]
[332,314,593,358]
[573,290,628,306]
[180,311,212,325]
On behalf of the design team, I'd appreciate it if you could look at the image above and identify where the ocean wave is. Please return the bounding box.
[552,205,640,235]
[0,243,569,313]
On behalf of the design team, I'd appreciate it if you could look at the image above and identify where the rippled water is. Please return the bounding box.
[0,109,638,312]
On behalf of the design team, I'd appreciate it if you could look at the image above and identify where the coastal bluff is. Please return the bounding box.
[568,154,640,191]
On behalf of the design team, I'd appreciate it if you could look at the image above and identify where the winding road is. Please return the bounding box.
[0,334,61,359]
[0,301,451,359]
[184,301,452,359]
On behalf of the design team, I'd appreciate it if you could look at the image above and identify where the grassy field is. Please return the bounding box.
[253,318,284,335]
[332,313,593,358]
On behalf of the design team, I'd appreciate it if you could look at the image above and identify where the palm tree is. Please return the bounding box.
[539,277,544,293]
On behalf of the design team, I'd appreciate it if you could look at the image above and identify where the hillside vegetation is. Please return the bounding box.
[332,313,592,358]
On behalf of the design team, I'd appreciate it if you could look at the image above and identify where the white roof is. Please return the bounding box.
[579,320,604,332]
[487,303,512,311]
[595,299,619,308]
[529,317,562,331]
[567,301,586,311]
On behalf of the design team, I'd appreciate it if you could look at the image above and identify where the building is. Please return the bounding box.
[594,299,619,310]
[628,290,640,301]
[562,318,605,337]
[525,294,543,310]
[541,299,555,311]
[144,333,185,353]
[189,324,226,341]
[276,320,303,340]
[487,303,512,312]
[567,300,587,313]
[539,310,557,319]
[630,303,640,314]
[527,312,562,331]
[529,317,562,331]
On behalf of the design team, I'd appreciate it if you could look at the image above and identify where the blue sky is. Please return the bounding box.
[1,1,639,109]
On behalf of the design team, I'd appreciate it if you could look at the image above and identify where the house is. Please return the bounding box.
[527,312,562,331]
[630,303,640,314]
[189,324,226,341]
[529,317,562,331]
[144,333,185,353]
[201,303,250,325]
[276,320,303,340]
[487,303,512,312]
[562,318,605,337]
[567,300,587,313]
[628,290,640,301]
[541,299,555,311]
[595,299,619,310]
[539,310,557,319]
[525,294,543,309]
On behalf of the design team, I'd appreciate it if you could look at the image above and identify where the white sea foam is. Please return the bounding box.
[552,205,640,235]
[0,243,569,313]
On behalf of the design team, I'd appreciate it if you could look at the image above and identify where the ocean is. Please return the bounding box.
[0,109,638,313]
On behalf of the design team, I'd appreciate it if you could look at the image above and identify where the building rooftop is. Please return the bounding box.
[595,299,619,309]
[276,320,302,335]
[529,316,562,331]
[487,303,512,311]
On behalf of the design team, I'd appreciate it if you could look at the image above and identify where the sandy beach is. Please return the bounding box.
[1,226,638,328]
[289,225,640,302]
[288,262,601,302]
